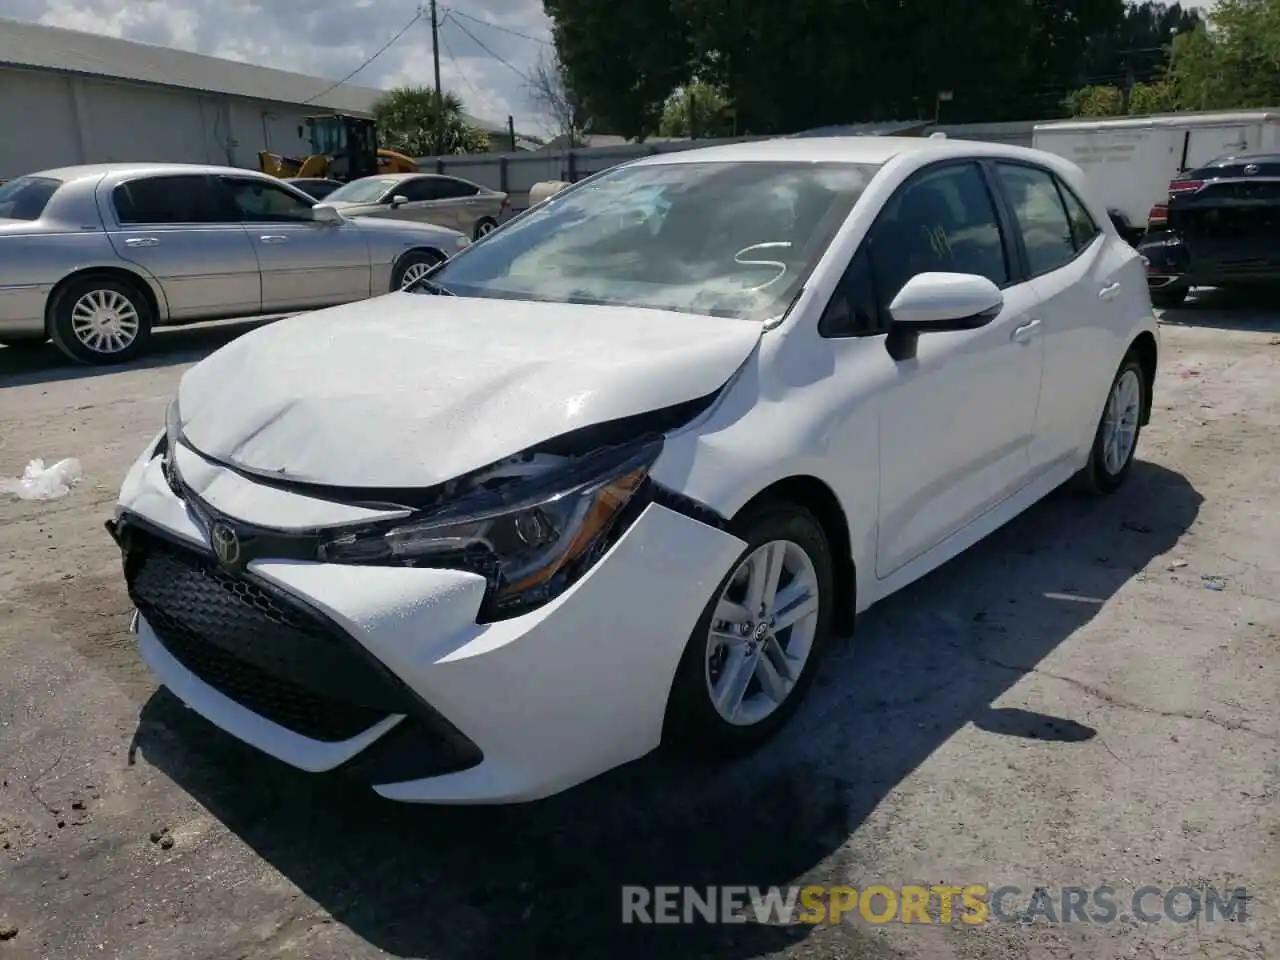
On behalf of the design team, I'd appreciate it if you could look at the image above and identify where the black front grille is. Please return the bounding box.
[151,619,388,742]
[124,526,409,742]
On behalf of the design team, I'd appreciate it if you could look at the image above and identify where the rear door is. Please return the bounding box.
[105,174,260,320]
[990,161,1137,474]
[217,175,372,312]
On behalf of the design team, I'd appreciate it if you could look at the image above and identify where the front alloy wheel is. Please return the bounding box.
[665,503,835,755]
[706,540,821,727]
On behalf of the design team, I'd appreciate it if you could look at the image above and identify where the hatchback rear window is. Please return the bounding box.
[0,176,62,220]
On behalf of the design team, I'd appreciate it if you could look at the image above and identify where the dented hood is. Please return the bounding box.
[177,293,761,489]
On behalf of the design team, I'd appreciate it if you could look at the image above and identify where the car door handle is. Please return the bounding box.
[259,235,288,243]
[123,237,159,247]
[1099,281,1121,300]
[1012,318,1041,343]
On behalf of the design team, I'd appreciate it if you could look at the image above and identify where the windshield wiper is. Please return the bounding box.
[406,278,455,296]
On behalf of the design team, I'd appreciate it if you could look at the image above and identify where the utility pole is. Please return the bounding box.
[507,115,516,152]
[429,0,444,155]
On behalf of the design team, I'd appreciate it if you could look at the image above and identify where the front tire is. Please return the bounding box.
[390,249,445,292]
[48,275,151,365]
[664,503,835,756]
[1074,353,1146,495]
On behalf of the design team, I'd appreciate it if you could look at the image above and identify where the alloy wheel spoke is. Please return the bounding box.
[714,646,755,720]
[745,542,785,616]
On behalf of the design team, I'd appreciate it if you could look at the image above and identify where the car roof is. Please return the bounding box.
[630,134,1059,168]
[30,161,271,181]
[1199,150,1280,167]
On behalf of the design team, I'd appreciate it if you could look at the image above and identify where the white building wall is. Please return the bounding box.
[0,65,344,178]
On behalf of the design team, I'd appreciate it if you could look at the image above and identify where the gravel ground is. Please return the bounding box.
[0,293,1276,960]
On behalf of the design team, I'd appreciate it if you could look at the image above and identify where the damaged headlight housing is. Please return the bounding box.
[317,436,663,620]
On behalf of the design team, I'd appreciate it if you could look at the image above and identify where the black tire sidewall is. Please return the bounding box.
[1085,354,1146,493]
[49,277,152,366]
[473,217,498,240]
[663,503,836,756]
[390,251,443,291]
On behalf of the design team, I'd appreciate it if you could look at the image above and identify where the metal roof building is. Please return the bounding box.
[0,16,508,177]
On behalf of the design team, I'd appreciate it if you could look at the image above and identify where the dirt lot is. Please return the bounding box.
[0,294,1276,960]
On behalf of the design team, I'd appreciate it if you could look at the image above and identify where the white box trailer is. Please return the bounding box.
[1032,110,1280,240]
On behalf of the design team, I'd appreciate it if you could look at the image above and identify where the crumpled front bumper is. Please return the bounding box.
[112,436,745,804]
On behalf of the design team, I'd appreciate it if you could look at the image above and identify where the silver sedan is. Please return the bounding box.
[0,163,470,365]
[322,174,509,240]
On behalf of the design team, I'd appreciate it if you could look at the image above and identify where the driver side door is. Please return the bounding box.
[217,176,371,311]
[824,161,1046,578]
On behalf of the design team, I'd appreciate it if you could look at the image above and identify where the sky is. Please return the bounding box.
[3,0,1221,138]
[3,0,557,135]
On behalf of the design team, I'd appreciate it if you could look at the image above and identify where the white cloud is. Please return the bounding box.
[10,0,554,134]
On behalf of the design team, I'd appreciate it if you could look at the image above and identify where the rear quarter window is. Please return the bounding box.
[0,176,62,220]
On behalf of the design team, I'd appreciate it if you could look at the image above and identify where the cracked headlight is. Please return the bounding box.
[317,436,663,620]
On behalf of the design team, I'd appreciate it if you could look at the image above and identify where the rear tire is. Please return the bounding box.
[1073,353,1146,495]
[663,502,835,757]
[390,249,445,292]
[48,275,152,365]
[473,217,499,240]
[1150,285,1188,309]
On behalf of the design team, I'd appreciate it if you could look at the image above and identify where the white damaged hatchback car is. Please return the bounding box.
[110,136,1159,804]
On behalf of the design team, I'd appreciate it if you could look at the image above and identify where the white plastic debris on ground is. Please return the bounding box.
[0,458,84,501]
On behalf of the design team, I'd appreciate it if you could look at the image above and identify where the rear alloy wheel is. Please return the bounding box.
[49,276,151,365]
[1075,353,1146,495]
[391,250,445,292]
[473,217,499,240]
[664,504,835,755]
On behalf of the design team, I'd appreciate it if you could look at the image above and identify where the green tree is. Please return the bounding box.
[1079,2,1203,85]
[1164,0,1280,109]
[658,82,733,137]
[542,0,691,140]
[372,86,491,156]
[1066,84,1127,116]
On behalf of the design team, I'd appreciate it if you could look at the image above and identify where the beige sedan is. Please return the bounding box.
[323,173,509,240]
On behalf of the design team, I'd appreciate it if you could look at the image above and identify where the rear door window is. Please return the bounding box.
[0,176,62,220]
[423,177,481,200]
[994,163,1077,277]
[113,175,229,224]
[1056,181,1100,250]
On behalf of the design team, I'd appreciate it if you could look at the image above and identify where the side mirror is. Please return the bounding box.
[390,194,409,208]
[310,203,342,224]
[885,272,1002,362]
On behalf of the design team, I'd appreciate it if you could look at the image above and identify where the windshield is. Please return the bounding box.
[0,176,62,220]
[431,160,880,321]
[325,178,397,204]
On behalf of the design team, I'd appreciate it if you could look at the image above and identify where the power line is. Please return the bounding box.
[442,7,550,45]
[445,13,535,83]
[438,16,505,116]
[304,8,424,103]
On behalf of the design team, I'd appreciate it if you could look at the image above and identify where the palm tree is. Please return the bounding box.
[372,86,491,156]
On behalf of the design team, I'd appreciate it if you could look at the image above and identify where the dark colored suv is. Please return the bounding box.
[1136,151,1280,308]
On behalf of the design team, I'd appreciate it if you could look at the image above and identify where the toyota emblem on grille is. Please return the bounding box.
[1244,163,1259,175]
[210,521,241,568]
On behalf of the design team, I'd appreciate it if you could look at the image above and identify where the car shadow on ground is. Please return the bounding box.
[1159,286,1280,332]
[0,317,281,388]
[130,460,1201,960]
